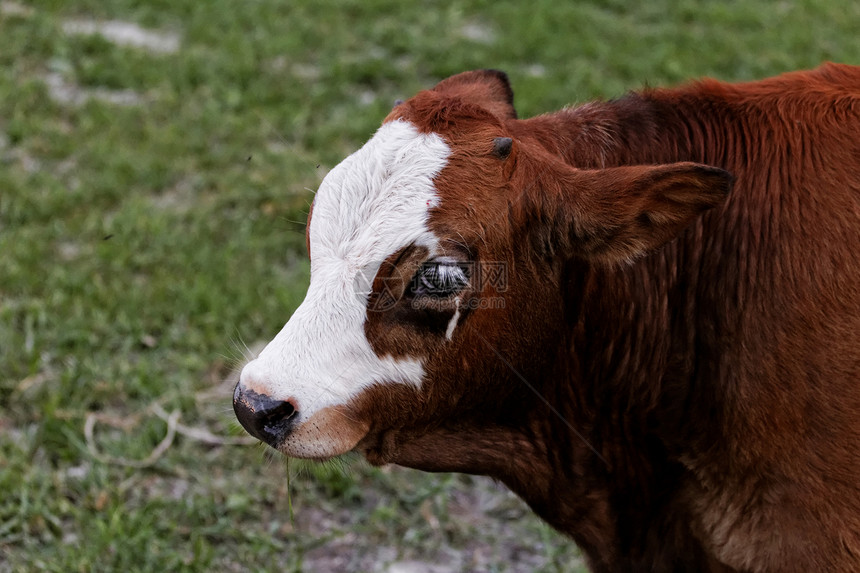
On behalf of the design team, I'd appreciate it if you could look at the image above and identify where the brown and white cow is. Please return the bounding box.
[234,64,860,572]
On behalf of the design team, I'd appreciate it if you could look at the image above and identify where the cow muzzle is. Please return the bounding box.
[232,384,298,448]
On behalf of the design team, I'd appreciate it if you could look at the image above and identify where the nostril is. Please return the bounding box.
[233,384,299,446]
[260,399,296,424]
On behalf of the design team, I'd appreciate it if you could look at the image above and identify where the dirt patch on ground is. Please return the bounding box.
[40,17,182,106]
[0,1,34,17]
[61,19,180,54]
[43,71,144,106]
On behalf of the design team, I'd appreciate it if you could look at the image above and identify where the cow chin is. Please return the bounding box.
[276,406,371,460]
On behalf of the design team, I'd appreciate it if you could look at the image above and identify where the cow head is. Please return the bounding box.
[233,70,731,472]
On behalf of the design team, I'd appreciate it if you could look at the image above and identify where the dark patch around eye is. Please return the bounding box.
[389,299,455,335]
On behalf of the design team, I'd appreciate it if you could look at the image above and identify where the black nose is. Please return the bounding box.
[233,384,297,447]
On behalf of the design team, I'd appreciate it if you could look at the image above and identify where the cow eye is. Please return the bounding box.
[411,261,470,298]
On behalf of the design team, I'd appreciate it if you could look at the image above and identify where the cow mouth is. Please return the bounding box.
[271,406,371,461]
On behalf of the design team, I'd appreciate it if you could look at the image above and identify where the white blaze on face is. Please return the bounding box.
[239,120,450,456]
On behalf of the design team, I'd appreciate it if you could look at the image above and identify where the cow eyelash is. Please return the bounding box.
[412,262,470,297]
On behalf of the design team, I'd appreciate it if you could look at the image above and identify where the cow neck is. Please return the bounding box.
[500,94,739,570]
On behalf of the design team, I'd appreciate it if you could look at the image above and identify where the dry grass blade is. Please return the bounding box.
[84,409,180,468]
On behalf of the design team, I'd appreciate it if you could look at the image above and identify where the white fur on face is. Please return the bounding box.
[239,120,450,456]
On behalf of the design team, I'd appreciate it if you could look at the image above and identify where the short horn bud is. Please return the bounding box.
[492,137,513,159]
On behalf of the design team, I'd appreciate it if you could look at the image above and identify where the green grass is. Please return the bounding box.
[1,0,858,571]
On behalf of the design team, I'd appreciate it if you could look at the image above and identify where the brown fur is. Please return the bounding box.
[344,65,860,572]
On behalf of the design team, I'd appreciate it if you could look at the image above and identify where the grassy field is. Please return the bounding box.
[1,1,858,571]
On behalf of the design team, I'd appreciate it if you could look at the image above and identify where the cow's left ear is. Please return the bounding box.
[529,162,733,264]
[433,69,517,119]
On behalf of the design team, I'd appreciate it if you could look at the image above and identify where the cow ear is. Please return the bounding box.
[535,162,733,264]
[433,69,517,119]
